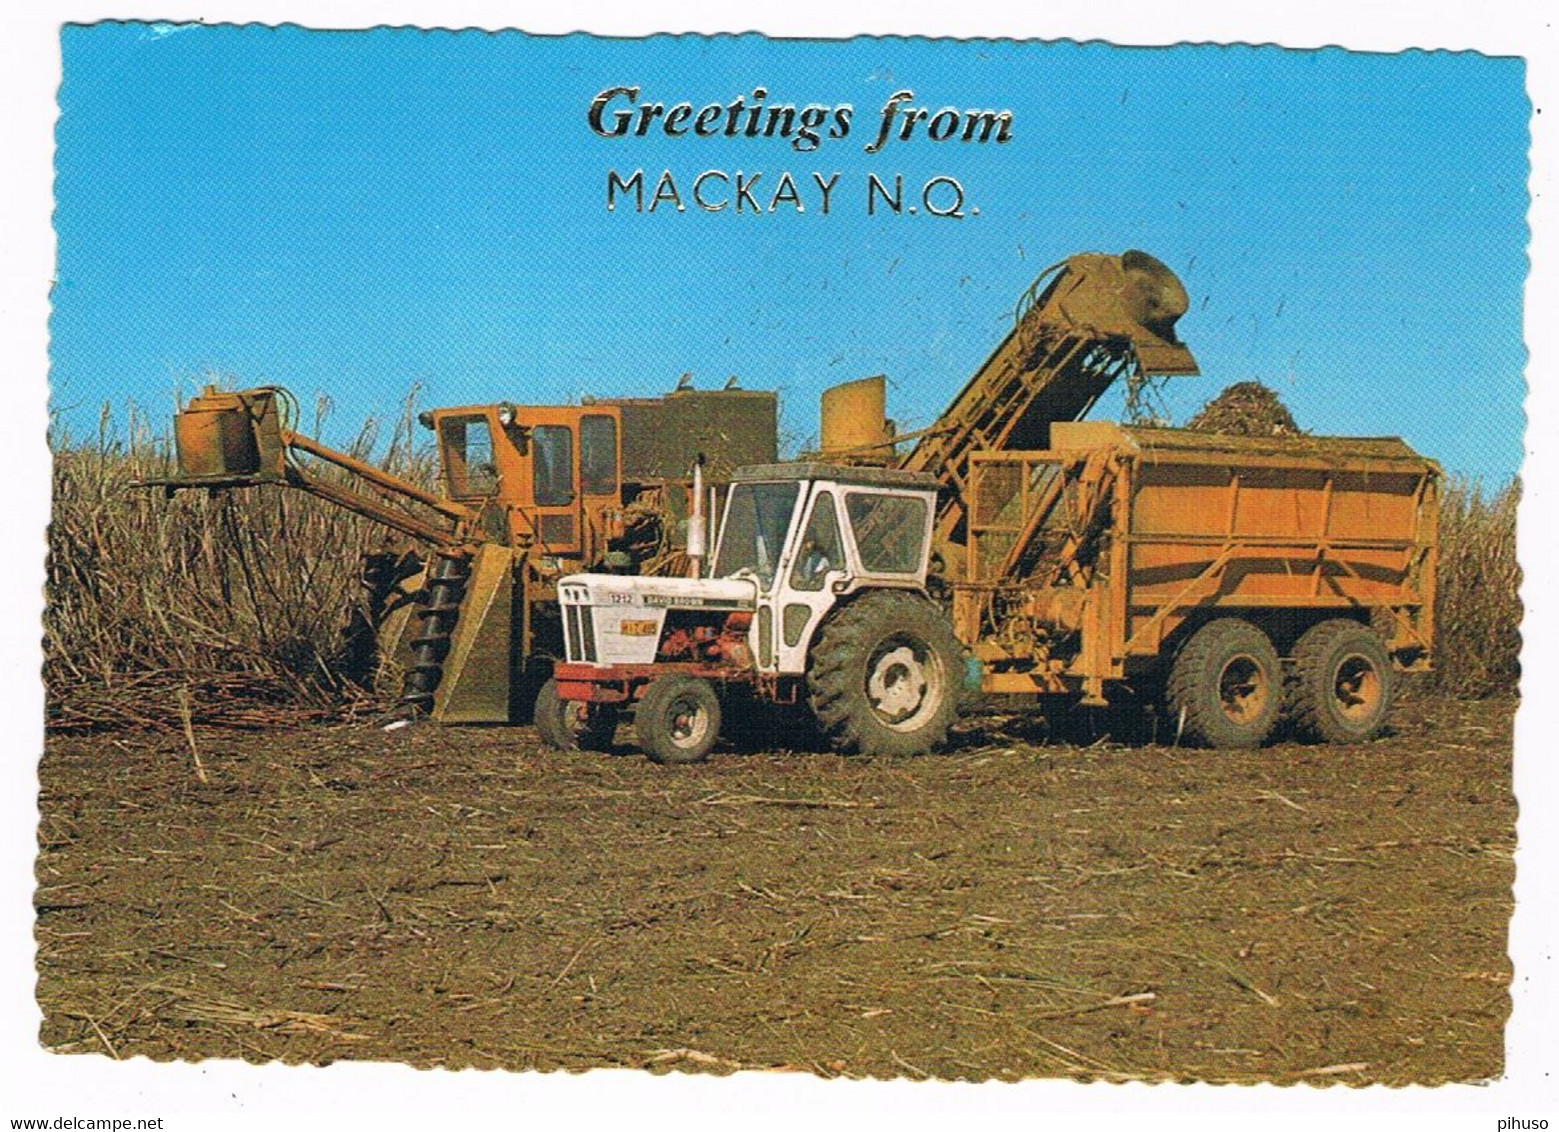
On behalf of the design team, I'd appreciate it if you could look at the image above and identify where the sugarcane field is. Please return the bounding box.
[37,690,1514,1083]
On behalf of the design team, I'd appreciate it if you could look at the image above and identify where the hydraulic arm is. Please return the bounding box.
[141,385,479,548]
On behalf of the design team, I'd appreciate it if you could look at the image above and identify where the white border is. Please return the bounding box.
[4,2,1552,1126]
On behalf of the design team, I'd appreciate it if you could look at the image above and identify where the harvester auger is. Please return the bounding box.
[141,380,779,723]
[816,250,1200,580]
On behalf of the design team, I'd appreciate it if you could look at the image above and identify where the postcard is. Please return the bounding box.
[15,6,1552,1128]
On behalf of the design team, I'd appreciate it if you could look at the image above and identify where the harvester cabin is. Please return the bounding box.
[429,403,623,561]
[428,386,781,568]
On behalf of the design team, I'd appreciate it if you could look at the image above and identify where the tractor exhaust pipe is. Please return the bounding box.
[687,456,707,579]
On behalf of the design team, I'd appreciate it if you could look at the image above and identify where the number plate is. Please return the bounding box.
[619,619,659,637]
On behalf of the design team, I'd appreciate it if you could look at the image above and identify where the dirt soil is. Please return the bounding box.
[35,696,1515,1084]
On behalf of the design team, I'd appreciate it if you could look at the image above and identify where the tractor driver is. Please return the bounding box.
[797,537,833,585]
[793,494,844,591]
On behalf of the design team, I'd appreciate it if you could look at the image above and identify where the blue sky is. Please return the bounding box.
[52,24,1529,484]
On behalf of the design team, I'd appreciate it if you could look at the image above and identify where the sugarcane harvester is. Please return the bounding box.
[143,382,777,722]
[545,250,1439,760]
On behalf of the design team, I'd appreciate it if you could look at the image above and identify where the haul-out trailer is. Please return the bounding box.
[145,381,778,722]
[545,251,1440,760]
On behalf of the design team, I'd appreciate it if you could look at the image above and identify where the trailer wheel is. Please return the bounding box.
[1166,618,1281,748]
[533,678,617,752]
[807,591,962,757]
[1287,619,1394,743]
[635,676,722,765]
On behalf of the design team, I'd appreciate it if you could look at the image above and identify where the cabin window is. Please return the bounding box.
[713,482,800,589]
[580,415,618,496]
[532,424,574,507]
[845,492,927,574]
[789,492,843,592]
[439,416,498,497]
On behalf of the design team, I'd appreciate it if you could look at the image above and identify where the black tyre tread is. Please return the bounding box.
[806,591,962,757]
[533,677,616,752]
[636,676,721,765]
[533,678,567,749]
[1165,618,1281,749]
[1287,619,1394,744]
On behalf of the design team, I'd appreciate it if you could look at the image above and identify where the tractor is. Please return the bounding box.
[538,462,959,763]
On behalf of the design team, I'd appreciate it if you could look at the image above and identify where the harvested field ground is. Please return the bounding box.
[35,696,1515,1085]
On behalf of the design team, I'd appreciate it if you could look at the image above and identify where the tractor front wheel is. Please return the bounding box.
[635,676,722,765]
[534,678,618,752]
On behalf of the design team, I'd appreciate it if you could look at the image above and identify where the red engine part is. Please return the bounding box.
[656,611,754,666]
[716,612,753,667]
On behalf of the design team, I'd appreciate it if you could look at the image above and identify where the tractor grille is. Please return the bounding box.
[565,602,598,663]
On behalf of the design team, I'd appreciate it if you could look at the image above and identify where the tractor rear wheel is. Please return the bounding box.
[533,678,618,752]
[1286,619,1394,743]
[635,675,722,765]
[807,591,962,757]
[1166,618,1281,748]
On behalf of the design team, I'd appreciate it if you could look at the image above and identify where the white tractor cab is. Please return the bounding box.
[534,462,966,764]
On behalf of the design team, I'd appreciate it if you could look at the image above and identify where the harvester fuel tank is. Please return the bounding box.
[820,375,894,462]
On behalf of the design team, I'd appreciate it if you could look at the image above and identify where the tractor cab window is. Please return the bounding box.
[580,414,618,496]
[713,481,800,589]
[845,492,928,574]
[531,424,574,507]
[789,491,843,592]
[439,416,499,497]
